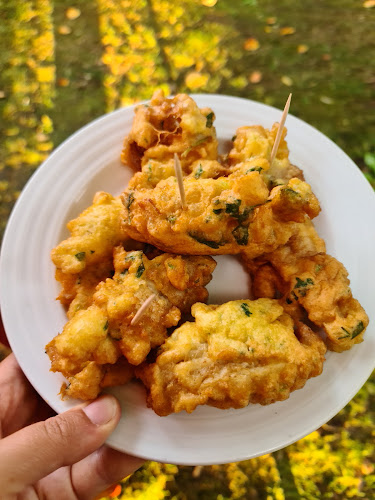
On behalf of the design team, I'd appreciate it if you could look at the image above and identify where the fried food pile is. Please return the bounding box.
[47,91,368,415]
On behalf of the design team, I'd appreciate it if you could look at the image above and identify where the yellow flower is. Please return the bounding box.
[363,0,375,7]
[36,66,55,83]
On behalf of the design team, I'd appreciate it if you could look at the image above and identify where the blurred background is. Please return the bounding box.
[0,0,374,498]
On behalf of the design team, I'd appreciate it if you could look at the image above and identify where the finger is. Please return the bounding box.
[0,354,38,436]
[71,445,144,500]
[0,394,120,496]
[0,311,10,347]
[39,446,144,500]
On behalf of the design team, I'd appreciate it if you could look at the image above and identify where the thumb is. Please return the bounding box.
[0,394,120,496]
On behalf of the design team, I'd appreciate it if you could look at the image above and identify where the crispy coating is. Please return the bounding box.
[137,299,326,416]
[245,222,369,352]
[121,90,218,172]
[60,358,134,401]
[51,192,128,274]
[55,259,114,319]
[122,171,320,256]
[227,124,304,187]
[128,158,229,191]
[46,247,216,399]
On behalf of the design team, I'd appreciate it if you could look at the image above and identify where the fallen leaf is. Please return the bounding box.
[320,96,334,105]
[297,44,309,54]
[266,17,277,25]
[280,27,296,36]
[58,25,72,35]
[57,77,70,87]
[244,37,260,51]
[363,0,375,7]
[65,7,81,20]
[322,53,332,61]
[249,71,262,83]
[281,75,293,86]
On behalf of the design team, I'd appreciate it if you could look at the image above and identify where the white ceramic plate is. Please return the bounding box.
[1,95,374,465]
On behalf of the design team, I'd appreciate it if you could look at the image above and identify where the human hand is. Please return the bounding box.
[0,353,144,499]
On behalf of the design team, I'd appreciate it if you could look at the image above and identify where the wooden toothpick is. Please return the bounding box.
[174,153,187,210]
[131,293,156,326]
[270,93,292,165]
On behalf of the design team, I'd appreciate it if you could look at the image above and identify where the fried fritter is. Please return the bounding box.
[121,90,218,172]
[122,171,320,256]
[46,247,216,399]
[246,222,369,352]
[51,192,128,274]
[137,299,326,416]
[59,358,134,400]
[55,259,114,319]
[227,124,304,187]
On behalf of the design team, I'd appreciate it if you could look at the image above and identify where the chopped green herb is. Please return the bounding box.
[315,264,322,273]
[188,232,223,249]
[232,225,249,246]
[240,303,252,317]
[231,135,237,142]
[120,269,128,276]
[338,328,351,340]
[125,191,135,211]
[90,250,95,254]
[206,112,214,128]
[225,199,241,217]
[103,320,109,331]
[295,277,314,289]
[213,208,223,215]
[181,137,209,157]
[75,252,85,261]
[351,321,365,339]
[167,215,177,224]
[194,164,204,179]
[136,261,145,278]
[291,291,298,301]
[283,187,298,197]
[125,254,135,262]
[246,166,263,174]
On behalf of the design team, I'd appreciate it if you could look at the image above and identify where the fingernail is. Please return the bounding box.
[83,395,118,426]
